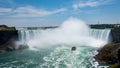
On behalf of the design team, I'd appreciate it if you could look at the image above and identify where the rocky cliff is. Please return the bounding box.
[0,30,18,46]
[0,30,18,52]
[111,27,120,43]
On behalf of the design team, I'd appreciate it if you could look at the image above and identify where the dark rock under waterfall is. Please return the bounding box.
[0,30,29,52]
[0,30,18,52]
[0,30,18,45]
[111,28,120,43]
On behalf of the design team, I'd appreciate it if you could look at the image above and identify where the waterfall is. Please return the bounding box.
[18,30,42,44]
[90,29,111,42]
[18,28,111,45]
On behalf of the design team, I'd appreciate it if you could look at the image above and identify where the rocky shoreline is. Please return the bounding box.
[94,43,120,68]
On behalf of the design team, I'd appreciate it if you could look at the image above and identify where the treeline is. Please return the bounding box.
[0,25,16,30]
[1,24,120,30]
[90,24,120,29]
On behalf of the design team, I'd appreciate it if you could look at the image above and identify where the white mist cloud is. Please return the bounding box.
[23,17,106,49]
[73,0,112,9]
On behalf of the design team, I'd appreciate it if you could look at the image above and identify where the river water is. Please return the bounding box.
[0,18,111,68]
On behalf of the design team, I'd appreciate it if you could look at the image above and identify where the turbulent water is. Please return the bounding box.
[0,46,96,68]
[0,17,111,68]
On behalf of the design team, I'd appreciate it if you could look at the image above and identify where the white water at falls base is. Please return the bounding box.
[16,17,111,68]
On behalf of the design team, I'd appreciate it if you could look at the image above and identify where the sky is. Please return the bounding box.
[0,0,119,27]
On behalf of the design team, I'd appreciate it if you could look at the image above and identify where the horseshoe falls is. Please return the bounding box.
[0,18,111,68]
[90,29,111,42]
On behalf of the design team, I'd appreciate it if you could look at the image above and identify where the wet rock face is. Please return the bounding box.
[0,30,18,52]
[117,49,120,62]
[0,30,29,52]
[6,47,14,51]
[0,30,18,46]
[111,28,120,43]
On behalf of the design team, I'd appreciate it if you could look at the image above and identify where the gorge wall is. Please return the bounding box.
[111,28,120,43]
[0,30,18,52]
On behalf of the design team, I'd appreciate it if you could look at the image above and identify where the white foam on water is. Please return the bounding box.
[40,46,95,68]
